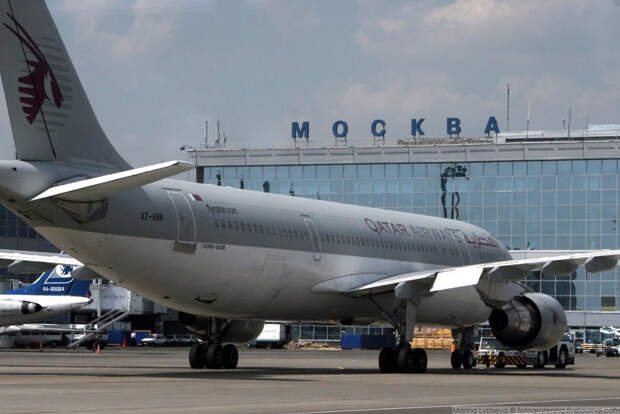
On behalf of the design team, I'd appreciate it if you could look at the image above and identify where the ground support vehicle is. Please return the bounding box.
[140,334,168,347]
[477,338,528,368]
[250,324,289,349]
[603,339,620,357]
[477,337,575,369]
[583,343,604,354]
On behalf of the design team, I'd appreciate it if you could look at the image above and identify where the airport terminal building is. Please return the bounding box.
[189,135,620,342]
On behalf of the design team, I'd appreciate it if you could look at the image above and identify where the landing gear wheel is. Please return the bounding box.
[189,343,206,369]
[222,344,239,369]
[450,350,462,369]
[534,351,546,368]
[206,343,225,369]
[555,347,568,369]
[462,350,474,369]
[411,348,427,373]
[396,346,414,373]
[378,347,397,373]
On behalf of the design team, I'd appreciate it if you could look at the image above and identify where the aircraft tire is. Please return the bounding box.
[534,351,546,368]
[378,347,397,373]
[450,350,462,369]
[555,347,568,369]
[206,343,225,369]
[396,345,414,373]
[189,343,206,369]
[462,350,474,369]
[411,348,427,373]
[222,344,239,369]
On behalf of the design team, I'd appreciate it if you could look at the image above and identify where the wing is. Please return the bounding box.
[0,249,82,274]
[312,250,620,300]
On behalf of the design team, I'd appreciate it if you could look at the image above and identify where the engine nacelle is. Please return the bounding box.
[179,312,264,344]
[488,293,566,351]
[0,300,42,315]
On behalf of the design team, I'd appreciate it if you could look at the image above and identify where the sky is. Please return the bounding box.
[0,0,619,166]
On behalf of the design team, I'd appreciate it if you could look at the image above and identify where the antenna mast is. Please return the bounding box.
[526,97,531,140]
[506,83,510,131]
[567,107,572,140]
[204,120,208,148]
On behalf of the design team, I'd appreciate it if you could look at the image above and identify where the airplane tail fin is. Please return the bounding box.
[0,0,129,170]
[3,265,91,297]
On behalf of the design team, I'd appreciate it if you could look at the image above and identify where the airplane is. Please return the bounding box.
[0,262,92,327]
[1,0,620,373]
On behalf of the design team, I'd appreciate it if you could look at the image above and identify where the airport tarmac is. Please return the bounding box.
[0,348,618,413]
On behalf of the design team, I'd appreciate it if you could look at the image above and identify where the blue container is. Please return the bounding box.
[107,330,125,345]
[360,334,395,349]
[340,334,362,349]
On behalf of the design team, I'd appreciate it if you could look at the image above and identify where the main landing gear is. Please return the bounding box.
[189,342,239,369]
[370,296,427,373]
[378,344,427,373]
[450,326,476,370]
[187,318,239,369]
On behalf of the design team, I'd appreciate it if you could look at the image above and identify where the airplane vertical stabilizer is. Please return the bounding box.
[3,265,91,297]
[0,0,129,169]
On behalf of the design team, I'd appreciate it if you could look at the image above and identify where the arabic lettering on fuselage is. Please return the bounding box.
[363,218,499,248]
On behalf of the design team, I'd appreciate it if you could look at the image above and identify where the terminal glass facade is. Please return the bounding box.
[0,205,56,279]
[202,159,620,313]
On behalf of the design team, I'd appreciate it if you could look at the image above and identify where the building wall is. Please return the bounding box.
[0,205,57,281]
[199,158,620,313]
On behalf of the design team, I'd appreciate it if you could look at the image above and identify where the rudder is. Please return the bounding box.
[0,0,128,169]
[3,264,90,296]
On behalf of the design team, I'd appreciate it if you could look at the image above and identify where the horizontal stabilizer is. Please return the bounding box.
[31,161,194,202]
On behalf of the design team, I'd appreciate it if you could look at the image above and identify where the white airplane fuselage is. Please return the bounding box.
[0,294,91,326]
[31,178,509,329]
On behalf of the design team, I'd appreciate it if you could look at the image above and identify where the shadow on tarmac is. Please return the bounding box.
[0,364,618,381]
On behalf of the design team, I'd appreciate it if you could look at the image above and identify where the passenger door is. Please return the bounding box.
[302,216,321,261]
[166,191,196,247]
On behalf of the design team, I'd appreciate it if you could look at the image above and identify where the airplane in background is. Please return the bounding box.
[1,0,620,373]
[0,262,92,327]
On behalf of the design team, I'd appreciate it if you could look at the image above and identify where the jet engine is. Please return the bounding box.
[0,300,42,315]
[488,293,566,351]
[179,312,264,343]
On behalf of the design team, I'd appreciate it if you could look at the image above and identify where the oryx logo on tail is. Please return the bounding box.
[3,12,63,124]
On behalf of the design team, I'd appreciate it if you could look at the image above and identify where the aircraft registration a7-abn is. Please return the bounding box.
[0,0,618,372]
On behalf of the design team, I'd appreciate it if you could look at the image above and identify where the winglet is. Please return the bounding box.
[31,160,194,202]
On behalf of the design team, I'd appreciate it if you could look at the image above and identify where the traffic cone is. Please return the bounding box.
[122,338,126,348]
[96,343,101,354]
[450,343,456,352]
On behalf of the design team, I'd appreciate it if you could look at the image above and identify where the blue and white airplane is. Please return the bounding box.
[0,264,92,326]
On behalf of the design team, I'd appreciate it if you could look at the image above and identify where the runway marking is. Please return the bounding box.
[286,397,620,414]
